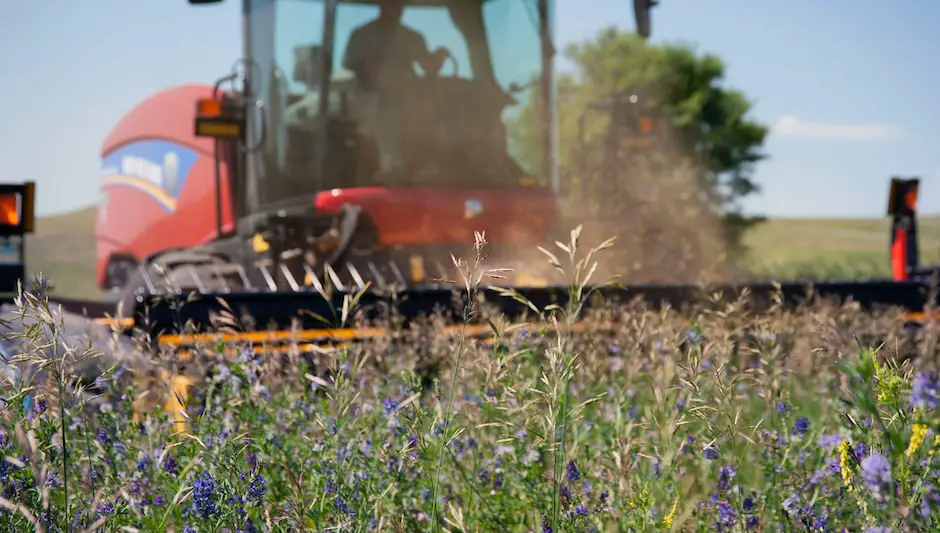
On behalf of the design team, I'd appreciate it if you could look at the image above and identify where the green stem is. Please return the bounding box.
[431,298,471,532]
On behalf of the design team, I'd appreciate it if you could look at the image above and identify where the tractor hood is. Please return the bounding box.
[315,187,559,247]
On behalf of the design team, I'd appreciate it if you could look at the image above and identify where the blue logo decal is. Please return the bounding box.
[100,140,200,212]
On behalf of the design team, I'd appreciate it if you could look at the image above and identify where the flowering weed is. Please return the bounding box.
[0,237,936,531]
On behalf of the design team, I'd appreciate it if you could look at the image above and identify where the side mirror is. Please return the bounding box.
[633,0,656,39]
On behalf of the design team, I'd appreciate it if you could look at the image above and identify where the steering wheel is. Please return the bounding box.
[424,47,457,78]
[443,54,458,77]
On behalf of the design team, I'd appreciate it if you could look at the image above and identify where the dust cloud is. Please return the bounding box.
[484,111,734,289]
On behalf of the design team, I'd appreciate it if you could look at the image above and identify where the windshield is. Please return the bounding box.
[483,0,549,180]
[246,0,550,205]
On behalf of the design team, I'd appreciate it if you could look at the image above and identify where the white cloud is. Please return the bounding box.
[771,115,901,141]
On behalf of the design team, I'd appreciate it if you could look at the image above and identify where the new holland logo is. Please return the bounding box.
[99,140,198,213]
[464,199,483,219]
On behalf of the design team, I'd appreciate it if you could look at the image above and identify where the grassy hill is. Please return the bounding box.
[26,207,102,299]
[24,206,940,300]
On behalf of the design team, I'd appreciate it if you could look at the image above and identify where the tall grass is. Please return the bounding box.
[0,232,938,531]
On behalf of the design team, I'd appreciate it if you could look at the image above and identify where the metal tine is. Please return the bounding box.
[212,265,231,292]
[139,264,157,294]
[159,263,182,295]
[302,263,324,292]
[279,263,300,291]
[235,264,253,290]
[325,264,346,292]
[433,260,448,282]
[258,263,278,291]
[367,261,386,291]
[188,265,207,293]
[346,263,366,292]
[388,261,407,288]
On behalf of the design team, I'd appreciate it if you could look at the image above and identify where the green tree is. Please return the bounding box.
[510,27,769,271]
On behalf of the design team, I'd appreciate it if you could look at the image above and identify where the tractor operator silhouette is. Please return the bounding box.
[342,0,449,178]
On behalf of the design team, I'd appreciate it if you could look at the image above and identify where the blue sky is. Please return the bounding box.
[1,0,937,218]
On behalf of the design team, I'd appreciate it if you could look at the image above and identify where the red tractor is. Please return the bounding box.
[95,0,657,312]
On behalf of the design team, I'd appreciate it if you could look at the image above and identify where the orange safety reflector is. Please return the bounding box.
[903,311,940,322]
[196,97,222,118]
[0,193,20,227]
[891,227,908,281]
[638,117,654,133]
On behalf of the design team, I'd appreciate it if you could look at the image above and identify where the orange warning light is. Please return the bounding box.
[905,188,918,211]
[638,117,654,133]
[196,97,223,118]
[0,194,20,227]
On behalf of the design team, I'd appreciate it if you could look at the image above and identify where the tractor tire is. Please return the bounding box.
[115,249,245,320]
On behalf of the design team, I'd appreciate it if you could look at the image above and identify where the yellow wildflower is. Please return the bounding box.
[662,495,679,529]
[907,424,928,457]
[839,440,853,488]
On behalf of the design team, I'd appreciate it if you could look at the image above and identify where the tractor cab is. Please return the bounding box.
[198,0,556,212]
[96,0,657,302]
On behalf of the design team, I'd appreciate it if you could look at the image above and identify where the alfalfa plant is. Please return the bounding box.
[2,275,110,531]
[490,225,617,532]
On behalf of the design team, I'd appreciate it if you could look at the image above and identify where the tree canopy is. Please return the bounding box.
[509,28,769,275]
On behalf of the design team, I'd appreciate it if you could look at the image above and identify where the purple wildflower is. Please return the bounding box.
[792,417,810,436]
[162,455,179,476]
[860,453,891,496]
[742,496,756,513]
[191,471,219,519]
[782,494,801,516]
[855,442,870,459]
[817,434,842,449]
[718,465,736,491]
[246,474,265,505]
[96,502,114,518]
[333,496,354,517]
[541,518,553,533]
[566,460,581,482]
[911,372,939,410]
[716,500,737,528]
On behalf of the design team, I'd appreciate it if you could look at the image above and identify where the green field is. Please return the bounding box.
[742,215,940,280]
[24,206,940,299]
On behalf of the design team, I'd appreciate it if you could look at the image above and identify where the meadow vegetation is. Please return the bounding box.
[0,229,938,532]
